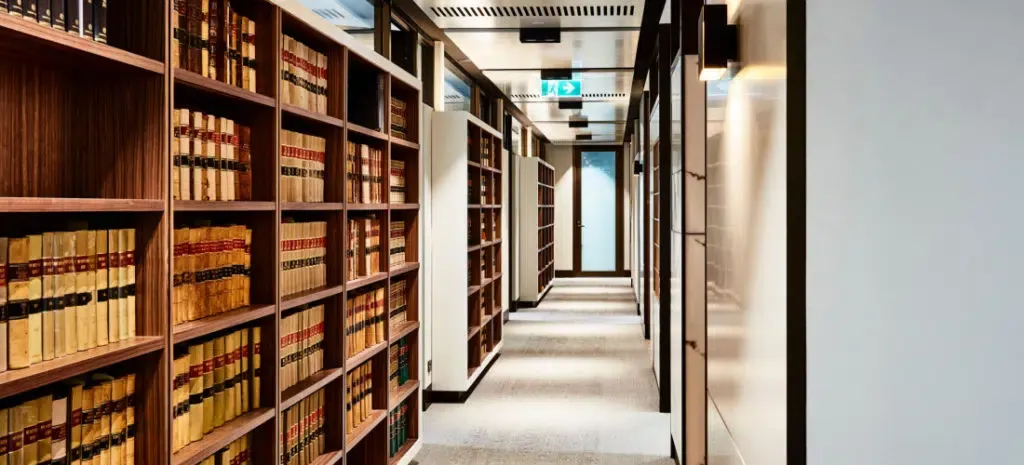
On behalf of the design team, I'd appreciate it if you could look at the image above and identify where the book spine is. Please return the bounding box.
[124,375,134,465]
[116,230,128,341]
[207,0,218,80]
[93,0,104,43]
[201,340,213,435]
[204,115,217,201]
[200,0,209,77]
[82,0,92,39]
[72,231,91,352]
[38,0,50,24]
[239,328,249,414]
[108,377,122,465]
[223,332,236,423]
[251,327,260,409]
[65,0,79,34]
[51,392,67,465]
[91,377,111,465]
[38,394,52,465]
[219,0,230,81]
[172,0,185,69]
[41,233,56,362]
[22,400,39,465]
[104,232,117,344]
[7,237,31,369]
[22,0,36,20]
[0,238,6,374]
[79,385,93,465]
[93,232,108,348]
[26,235,43,366]
[247,19,255,92]
[171,352,185,452]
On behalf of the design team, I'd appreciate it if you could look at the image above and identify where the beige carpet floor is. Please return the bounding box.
[414,278,673,465]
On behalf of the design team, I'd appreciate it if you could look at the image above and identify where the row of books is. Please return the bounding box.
[388,221,406,268]
[280,130,326,203]
[346,217,382,281]
[480,137,494,168]
[171,326,262,453]
[345,287,384,359]
[172,225,253,326]
[172,0,257,91]
[345,361,373,435]
[390,97,408,141]
[0,230,136,373]
[172,108,254,202]
[0,371,136,465]
[345,143,385,204]
[388,338,411,392]
[198,435,250,465]
[280,305,324,392]
[280,221,326,297]
[479,324,490,360]
[281,390,324,465]
[2,0,106,43]
[388,279,407,328]
[389,159,407,204]
[281,35,328,115]
[388,402,411,459]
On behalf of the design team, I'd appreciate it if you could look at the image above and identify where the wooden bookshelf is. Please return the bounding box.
[516,157,555,307]
[0,0,422,463]
[430,112,505,401]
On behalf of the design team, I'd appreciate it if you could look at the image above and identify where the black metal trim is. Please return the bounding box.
[623,0,668,142]
[657,23,673,415]
[788,0,807,462]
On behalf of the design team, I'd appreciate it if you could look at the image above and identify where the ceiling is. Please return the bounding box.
[416,0,643,144]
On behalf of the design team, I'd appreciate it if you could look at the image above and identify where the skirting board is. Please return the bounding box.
[422,383,433,411]
[425,353,503,404]
[555,270,631,278]
[515,282,553,309]
[394,440,423,465]
[503,308,509,323]
[670,436,680,463]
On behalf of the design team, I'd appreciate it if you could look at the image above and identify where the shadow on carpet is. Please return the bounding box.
[412,444,676,465]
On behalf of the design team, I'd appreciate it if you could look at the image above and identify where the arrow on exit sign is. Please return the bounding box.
[541,79,582,98]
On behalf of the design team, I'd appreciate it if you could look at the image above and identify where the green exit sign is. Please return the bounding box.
[541,79,582,98]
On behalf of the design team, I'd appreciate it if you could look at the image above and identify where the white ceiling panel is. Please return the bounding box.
[446,30,639,69]
[415,0,643,29]
[534,121,624,143]
[513,100,627,123]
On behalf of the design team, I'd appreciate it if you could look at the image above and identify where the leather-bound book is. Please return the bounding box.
[207,0,218,80]
[75,230,95,351]
[109,377,123,465]
[201,339,214,435]
[41,233,56,362]
[212,335,225,428]
[124,230,135,339]
[51,389,68,465]
[94,231,108,348]
[115,230,128,342]
[239,328,249,414]
[87,231,103,348]
[51,0,64,30]
[26,234,43,366]
[104,231,118,344]
[82,0,93,39]
[187,342,203,443]
[93,0,105,43]
[7,237,32,369]
[65,0,78,34]
[37,394,52,465]
[200,0,209,77]
[251,327,260,409]
[124,374,134,465]
[65,379,84,465]
[90,375,112,465]
[171,0,185,69]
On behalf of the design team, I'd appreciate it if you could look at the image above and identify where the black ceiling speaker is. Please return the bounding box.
[698,4,738,81]
[576,134,593,141]
[558,100,583,110]
[569,119,589,128]
[541,69,573,80]
[520,27,561,43]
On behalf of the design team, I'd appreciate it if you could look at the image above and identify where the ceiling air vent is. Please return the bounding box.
[509,92,628,99]
[430,4,636,18]
[312,7,347,20]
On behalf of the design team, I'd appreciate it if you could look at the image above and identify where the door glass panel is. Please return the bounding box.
[580,151,618,271]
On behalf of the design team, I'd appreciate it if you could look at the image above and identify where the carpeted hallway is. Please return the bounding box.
[413,278,673,464]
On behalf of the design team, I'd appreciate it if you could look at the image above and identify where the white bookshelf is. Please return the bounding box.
[429,111,505,396]
[517,157,555,305]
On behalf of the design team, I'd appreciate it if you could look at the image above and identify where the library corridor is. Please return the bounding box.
[416,278,673,464]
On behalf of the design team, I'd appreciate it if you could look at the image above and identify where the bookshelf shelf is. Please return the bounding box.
[389,380,420,409]
[346,341,388,371]
[391,138,420,150]
[391,321,420,342]
[389,440,419,465]
[347,271,389,291]
[173,200,277,211]
[281,201,345,211]
[282,284,345,311]
[0,197,165,212]
[0,14,165,74]
[346,409,386,450]
[467,325,481,339]
[518,157,555,306]
[0,336,164,398]
[174,69,276,108]
[348,122,389,141]
[282,103,345,128]
[172,304,277,344]
[0,0,422,462]
[170,408,275,465]
[281,367,344,409]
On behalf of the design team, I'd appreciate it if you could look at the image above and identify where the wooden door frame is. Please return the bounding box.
[563,145,628,277]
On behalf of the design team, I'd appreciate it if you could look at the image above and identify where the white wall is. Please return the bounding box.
[808,1,1024,463]
[549,145,574,271]
[705,0,788,463]
[421,105,434,388]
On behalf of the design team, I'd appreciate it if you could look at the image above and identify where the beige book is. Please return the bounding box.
[171,353,186,452]
[92,376,113,465]
[191,111,205,202]
[200,0,209,78]
[10,400,24,465]
[76,230,95,351]
[238,328,249,415]
[27,234,43,365]
[94,232,109,347]
[0,237,8,373]
[52,234,66,360]
[37,395,52,465]
[188,343,204,443]
[42,232,56,362]
[66,380,84,465]
[109,377,124,465]
[0,407,9,465]
[171,229,184,325]
[116,230,128,342]
[251,327,260,409]
[201,339,214,435]
[52,390,68,465]
[104,232,118,345]
[231,330,242,417]
[79,386,93,465]
[247,20,256,92]
[176,109,193,201]
[220,118,235,201]
[123,230,135,339]
[60,233,77,356]
[187,229,200,322]
[124,375,135,465]
[205,115,218,202]
[20,400,38,465]
[7,237,32,369]
[212,336,226,428]
[86,231,100,348]
[223,333,236,422]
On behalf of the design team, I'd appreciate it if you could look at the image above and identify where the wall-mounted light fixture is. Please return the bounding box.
[633,160,643,175]
[698,4,738,81]
[559,99,583,110]
[576,134,593,141]
[568,119,589,128]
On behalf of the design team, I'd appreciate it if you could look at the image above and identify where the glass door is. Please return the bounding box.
[574,148,623,274]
